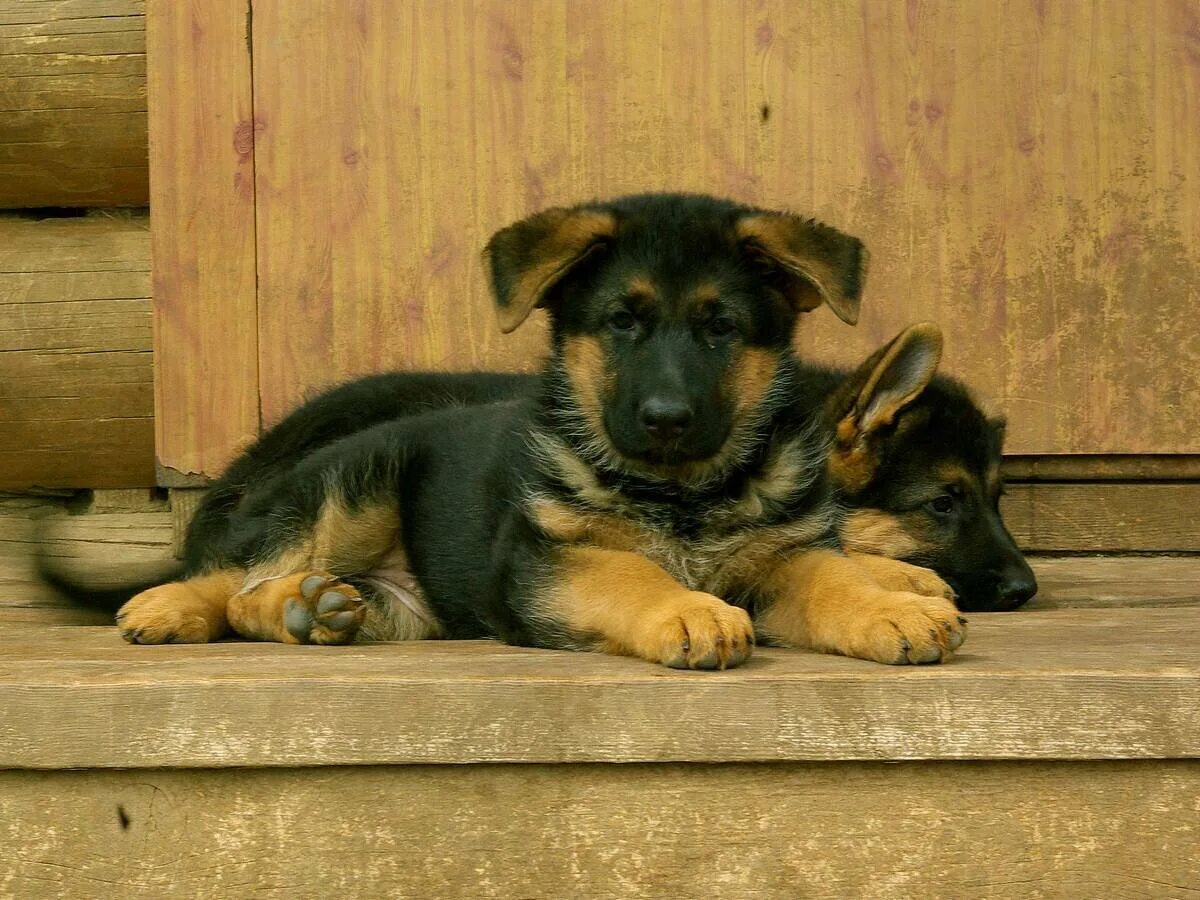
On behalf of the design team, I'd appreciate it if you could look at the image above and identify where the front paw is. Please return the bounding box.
[844,591,967,665]
[643,592,755,670]
[848,554,957,603]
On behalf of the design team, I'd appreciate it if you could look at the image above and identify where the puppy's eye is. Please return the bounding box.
[708,316,738,338]
[928,495,955,515]
[608,309,637,332]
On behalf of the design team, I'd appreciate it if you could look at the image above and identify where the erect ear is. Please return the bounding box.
[484,206,617,333]
[837,321,943,445]
[736,212,867,325]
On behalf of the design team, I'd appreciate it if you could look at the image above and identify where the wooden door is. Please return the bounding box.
[153,0,1200,480]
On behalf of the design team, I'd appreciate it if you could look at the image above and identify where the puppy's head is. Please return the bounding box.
[830,324,1038,611]
[486,194,866,480]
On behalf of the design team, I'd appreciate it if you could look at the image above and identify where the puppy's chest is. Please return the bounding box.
[531,496,828,595]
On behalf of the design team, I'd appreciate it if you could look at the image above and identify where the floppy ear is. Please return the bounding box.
[484,206,617,333]
[828,322,942,490]
[736,213,868,325]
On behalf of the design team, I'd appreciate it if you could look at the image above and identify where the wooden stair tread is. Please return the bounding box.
[2,607,1198,769]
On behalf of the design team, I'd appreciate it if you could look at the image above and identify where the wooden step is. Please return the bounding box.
[3,607,1198,770]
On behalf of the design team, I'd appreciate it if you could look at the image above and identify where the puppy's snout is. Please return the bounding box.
[997,564,1038,609]
[638,396,693,440]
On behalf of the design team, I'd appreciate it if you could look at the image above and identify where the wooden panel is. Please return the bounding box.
[1004,455,1200,481]
[1030,557,1200,610]
[149,0,259,481]
[2,607,1199,769]
[1,761,1197,899]
[1002,483,1200,552]
[246,0,1199,459]
[0,213,153,489]
[0,0,148,207]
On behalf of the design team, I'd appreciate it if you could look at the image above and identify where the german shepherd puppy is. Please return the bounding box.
[154,326,1033,613]
[65,194,971,667]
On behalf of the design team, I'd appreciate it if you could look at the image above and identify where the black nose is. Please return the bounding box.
[998,569,1038,609]
[638,396,693,439]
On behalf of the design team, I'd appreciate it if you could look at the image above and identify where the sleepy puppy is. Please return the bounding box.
[57,194,968,667]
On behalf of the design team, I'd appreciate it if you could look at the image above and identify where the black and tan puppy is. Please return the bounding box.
[824,326,1037,611]
[157,325,1032,612]
[88,194,968,667]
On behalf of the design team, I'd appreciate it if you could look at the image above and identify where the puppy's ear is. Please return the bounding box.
[829,322,942,490]
[485,207,617,333]
[736,213,867,324]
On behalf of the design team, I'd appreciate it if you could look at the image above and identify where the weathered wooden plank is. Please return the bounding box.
[1004,455,1200,481]
[1,761,1197,899]
[1,608,1198,768]
[0,492,173,614]
[0,0,147,207]
[245,0,1199,461]
[149,0,259,481]
[0,213,153,489]
[1002,483,1200,552]
[1030,556,1200,610]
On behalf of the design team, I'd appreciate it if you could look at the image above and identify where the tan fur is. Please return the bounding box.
[689,279,721,307]
[626,274,656,300]
[755,550,965,665]
[935,462,976,494]
[497,210,617,333]
[562,335,610,441]
[734,214,862,324]
[117,570,241,644]
[543,546,754,668]
[840,509,924,558]
[529,490,834,601]
[729,347,778,419]
[847,553,956,600]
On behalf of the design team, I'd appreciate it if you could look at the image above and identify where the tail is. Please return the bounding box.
[33,554,186,616]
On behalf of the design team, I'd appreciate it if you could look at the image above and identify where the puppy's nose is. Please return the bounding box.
[638,397,693,439]
[997,567,1038,609]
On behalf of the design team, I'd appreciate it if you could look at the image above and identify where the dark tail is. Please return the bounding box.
[33,547,186,616]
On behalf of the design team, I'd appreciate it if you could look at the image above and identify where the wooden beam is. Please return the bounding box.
[2,607,1199,769]
[1004,455,1200,481]
[0,761,1196,898]
[0,213,153,489]
[0,0,148,207]
[1002,483,1200,552]
[1029,557,1200,610]
[148,0,259,482]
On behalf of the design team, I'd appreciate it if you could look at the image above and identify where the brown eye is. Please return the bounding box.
[928,495,955,515]
[708,316,737,338]
[609,309,636,332]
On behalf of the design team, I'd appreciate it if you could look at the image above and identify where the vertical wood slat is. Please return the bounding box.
[246,0,1199,463]
[148,0,258,482]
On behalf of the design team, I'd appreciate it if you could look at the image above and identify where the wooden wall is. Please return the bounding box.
[0,0,148,208]
[0,213,154,489]
[170,0,1200,482]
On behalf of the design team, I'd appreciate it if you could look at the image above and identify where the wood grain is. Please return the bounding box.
[243,0,1200,462]
[148,0,259,481]
[0,0,148,207]
[1,761,1197,899]
[1029,556,1200,610]
[2,607,1199,769]
[0,492,173,614]
[0,213,153,489]
[1002,483,1200,552]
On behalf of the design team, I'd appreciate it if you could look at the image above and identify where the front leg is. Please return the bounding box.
[756,550,967,665]
[537,546,755,669]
